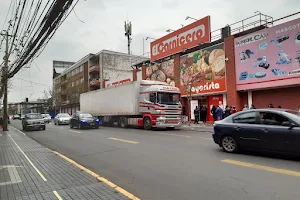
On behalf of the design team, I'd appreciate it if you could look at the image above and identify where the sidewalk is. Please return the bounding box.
[180,123,214,132]
[0,127,137,200]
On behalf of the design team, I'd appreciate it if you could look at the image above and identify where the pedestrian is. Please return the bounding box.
[194,106,199,124]
[243,104,249,111]
[201,106,207,124]
[224,105,231,118]
[199,105,203,123]
[211,105,217,121]
[250,104,256,109]
[268,103,274,108]
[216,105,223,121]
[278,105,282,108]
[231,106,237,114]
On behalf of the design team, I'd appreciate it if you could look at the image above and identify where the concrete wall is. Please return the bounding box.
[100,51,147,88]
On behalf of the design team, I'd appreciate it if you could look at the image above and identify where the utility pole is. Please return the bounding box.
[1,31,13,131]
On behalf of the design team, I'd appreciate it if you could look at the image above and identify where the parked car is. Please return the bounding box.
[54,113,71,125]
[22,113,45,131]
[212,108,300,154]
[13,114,20,120]
[70,113,100,129]
[41,113,51,123]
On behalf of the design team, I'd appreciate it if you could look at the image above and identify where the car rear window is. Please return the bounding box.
[27,114,42,119]
[286,110,300,117]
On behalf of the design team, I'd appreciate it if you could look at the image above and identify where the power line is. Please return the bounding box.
[12,76,52,87]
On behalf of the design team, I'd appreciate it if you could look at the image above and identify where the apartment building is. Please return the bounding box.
[53,50,148,114]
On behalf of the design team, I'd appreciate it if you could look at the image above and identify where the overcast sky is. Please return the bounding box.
[0,0,299,102]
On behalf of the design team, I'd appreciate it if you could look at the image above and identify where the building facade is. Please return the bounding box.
[53,50,148,114]
[132,12,300,121]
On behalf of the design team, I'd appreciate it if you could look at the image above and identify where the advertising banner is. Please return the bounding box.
[180,43,226,96]
[150,16,211,61]
[146,59,175,86]
[235,18,300,90]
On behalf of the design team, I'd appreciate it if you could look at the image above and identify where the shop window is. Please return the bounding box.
[149,93,157,103]
[233,112,257,124]
[259,112,290,126]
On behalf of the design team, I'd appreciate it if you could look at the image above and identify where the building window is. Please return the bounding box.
[76,67,79,74]
[71,82,74,87]
[80,77,84,83]
[80,65,83,72]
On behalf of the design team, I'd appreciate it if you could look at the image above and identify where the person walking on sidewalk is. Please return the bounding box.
[201,106,207,125]
[211,105,217,122]
[224,105,231,118]
[194,106,200,124]
[216,105,223,121]
[231,106,237,115]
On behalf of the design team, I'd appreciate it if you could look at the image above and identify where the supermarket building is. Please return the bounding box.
[131,12,300,121]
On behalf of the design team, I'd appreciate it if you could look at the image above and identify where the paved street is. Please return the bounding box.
[9,120,300,200]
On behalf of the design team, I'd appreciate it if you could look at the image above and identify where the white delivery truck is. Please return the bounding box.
[80,80,182,129]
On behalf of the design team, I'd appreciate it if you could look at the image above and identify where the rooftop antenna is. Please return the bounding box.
[124,20,132,55]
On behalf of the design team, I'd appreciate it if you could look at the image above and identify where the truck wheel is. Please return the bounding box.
[119,117,127,128]
[143,117,152,130]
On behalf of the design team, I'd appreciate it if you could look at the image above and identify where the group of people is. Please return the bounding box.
[210,105,237,121]
[193,105,208,124]
[242,103,282,110]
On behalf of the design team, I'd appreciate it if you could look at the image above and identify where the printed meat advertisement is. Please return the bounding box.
[146,59,175,86]
[180,43,226,96]
[235,18,300,90]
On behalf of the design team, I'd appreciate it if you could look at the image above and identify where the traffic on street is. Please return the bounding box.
[10,119,300,200]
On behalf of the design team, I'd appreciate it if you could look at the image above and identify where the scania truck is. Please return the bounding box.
[80,80,182,129]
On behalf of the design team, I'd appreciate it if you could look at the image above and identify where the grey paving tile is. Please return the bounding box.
[0,129,131,200]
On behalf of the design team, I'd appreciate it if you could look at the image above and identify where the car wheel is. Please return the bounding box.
[221,135,238,153]
[143,117,152,130]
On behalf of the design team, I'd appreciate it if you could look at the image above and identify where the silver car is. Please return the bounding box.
[41,114,51,123]
[54,113,71,125]
[22,113,45,131]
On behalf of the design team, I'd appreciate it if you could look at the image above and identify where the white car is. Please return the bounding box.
[54,113,71,125]
[41,114,52,123]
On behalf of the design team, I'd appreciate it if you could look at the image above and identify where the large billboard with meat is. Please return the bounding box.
[146,59,175,86]
[234,18,300,90]
[150,16,211,61]
[180,43,226,96]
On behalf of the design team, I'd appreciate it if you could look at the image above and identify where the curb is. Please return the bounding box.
[51,150,141,200]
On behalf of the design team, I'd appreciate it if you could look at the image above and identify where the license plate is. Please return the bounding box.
[90,123,94,125]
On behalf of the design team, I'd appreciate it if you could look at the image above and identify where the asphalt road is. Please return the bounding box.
[10,120,300,200]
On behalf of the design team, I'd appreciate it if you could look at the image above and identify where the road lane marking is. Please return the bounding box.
[154,132,191,138]
[222,159,300,177]
[11,126,26,136]
[53,191,63,200]
[51,150,141,200]
[108,137,139,144]
[8,134,47,181]
[68,130,81,134]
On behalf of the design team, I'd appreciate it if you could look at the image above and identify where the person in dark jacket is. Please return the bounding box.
[224,105,231,118]
[194,106,199,124]
[250,104,256,109]
[211,105,217,121]
[201,106,207,124]
[268,103,274,108]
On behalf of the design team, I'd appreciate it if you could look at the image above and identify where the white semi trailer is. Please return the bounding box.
[80,80,182,129]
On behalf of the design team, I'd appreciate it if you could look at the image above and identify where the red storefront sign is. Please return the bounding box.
[107,78,131,87]
[150,16,211,61]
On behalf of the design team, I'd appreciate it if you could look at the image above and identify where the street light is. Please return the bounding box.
[143,37,156,55]
[166,29,175,33]
[185,16,198,21]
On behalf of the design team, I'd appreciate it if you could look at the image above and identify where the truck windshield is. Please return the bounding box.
[157,92,180,105]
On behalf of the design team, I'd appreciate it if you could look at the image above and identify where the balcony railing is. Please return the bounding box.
[89,66,100,73]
